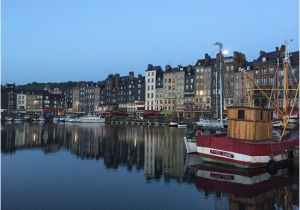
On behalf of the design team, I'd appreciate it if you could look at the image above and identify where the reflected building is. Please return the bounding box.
[144,126,186,181]
[2,123,186,183]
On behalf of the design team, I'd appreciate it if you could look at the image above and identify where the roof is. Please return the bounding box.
[145,65,163,72]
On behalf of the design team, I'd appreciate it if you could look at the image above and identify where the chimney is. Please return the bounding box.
[204,53,211,65]
[260,51,266,56]
[280,45,286,58]
[129,71,134,79]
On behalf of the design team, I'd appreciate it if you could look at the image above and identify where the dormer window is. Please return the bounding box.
[262,57,266,62]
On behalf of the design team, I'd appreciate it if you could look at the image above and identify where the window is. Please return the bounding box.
[260,111,263,121]
[255,68,259,74]
[238,110,245,119]
[255,78,260,84]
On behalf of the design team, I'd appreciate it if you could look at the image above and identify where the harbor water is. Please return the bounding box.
[1,122,299,210]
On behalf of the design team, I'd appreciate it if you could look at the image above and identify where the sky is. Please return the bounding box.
[2,0,299,85]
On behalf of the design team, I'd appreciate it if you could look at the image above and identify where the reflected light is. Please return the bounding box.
[134,138,137,147]
[33,134,36,142]
[223,49,229,55]
[74,133,78,142]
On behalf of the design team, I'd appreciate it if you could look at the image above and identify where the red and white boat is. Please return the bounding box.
[195,108,299,168]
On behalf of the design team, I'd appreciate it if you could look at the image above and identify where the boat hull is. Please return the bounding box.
[196,133,298,168]
[77,118,105,123]
[169,122,179,127]
[184,137,197,154]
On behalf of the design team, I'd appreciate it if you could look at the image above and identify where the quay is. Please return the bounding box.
[105,119,169,126]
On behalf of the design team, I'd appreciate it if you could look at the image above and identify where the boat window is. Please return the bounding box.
[237,110,245,119]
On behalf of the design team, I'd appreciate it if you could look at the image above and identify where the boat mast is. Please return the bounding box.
[214,42,224,128]
[282,40,289,128]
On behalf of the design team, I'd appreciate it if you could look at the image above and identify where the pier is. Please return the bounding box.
[105,119,169,126]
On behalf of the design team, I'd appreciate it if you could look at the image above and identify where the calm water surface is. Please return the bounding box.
[1,122,299,210]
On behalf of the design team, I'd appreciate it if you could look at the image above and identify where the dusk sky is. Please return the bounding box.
[2,0,299,85]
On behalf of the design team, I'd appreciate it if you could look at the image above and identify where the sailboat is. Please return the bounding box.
[185,42,299,168]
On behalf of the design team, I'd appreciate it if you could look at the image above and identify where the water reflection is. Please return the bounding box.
[185,155,299,210]
[1,123,299,210]
[1,122,186,181]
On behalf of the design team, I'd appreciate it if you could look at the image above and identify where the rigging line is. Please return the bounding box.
[288,62,297,83]
[244,72,283,114]
[279,81,300,142]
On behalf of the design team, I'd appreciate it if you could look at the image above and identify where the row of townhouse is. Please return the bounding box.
[1,85,67,116]
[145,45,299,119]
[2,45,298,118]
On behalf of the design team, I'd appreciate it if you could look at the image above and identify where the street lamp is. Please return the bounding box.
[222,49,229,55]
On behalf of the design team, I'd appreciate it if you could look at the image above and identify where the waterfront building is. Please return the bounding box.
[162,65,177,112]
[155,86,164,111]
[26,91,43,113]
[77,83,101,114]
[194,54,213,118]
[145,64,163,111]
[233,64,254,106]
[72,88,80,113]
[135,74,145,115]
[102,74,121,111]
[183,65,196,118]
[253,45,299,108]
[1,84,17,112]
[118,71,138,112]
[174,66,185,118]
[16,93,26,111]
[223,52,247,109]
[62,89,73,113]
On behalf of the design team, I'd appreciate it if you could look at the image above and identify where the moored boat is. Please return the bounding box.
[169,121,179,127]
[177,123,188,128]
[196,106,298,168]
[77,114,105,123]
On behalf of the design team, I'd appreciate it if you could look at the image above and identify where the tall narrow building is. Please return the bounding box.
[145,64,163,111]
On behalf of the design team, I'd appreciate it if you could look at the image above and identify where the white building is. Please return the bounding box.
[16,93,26,110]
[145,65,163,111]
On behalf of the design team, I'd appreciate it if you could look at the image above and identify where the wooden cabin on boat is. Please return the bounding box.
[227,106,273,141]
